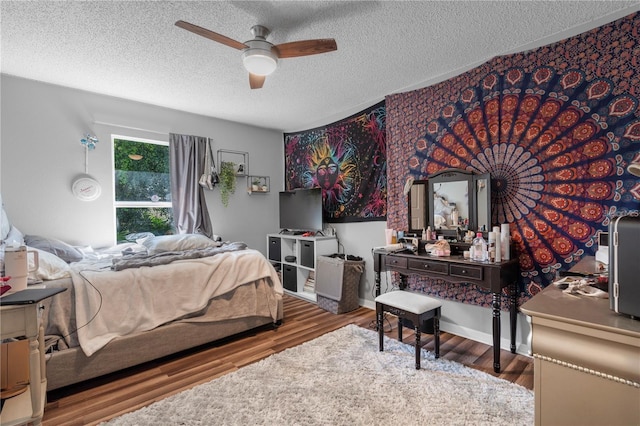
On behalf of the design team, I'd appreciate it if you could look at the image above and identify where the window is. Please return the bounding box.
[113,136,173,242]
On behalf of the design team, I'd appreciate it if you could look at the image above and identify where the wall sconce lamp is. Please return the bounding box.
[128,154,143,161]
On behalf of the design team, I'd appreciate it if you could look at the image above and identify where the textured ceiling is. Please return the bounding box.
[2,1,640,132]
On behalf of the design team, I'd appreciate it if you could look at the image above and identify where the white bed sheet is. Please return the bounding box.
[70,248,282,356]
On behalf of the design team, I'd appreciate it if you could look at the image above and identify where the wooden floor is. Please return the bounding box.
[42,294,533,425]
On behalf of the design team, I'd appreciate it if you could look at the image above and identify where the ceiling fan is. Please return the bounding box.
[175,20,337,89]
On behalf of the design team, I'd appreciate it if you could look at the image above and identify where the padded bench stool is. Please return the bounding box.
[375,290,441,369]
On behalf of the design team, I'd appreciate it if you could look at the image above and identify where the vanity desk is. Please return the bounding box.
[373,249,520,373]
[388,168,519,372]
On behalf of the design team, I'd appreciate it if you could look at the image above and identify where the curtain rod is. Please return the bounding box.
[93,120,168,136]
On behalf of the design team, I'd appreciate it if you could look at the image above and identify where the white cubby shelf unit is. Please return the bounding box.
[267,233,337,302]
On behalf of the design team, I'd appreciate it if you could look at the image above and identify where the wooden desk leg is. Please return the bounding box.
[510,282,517,354]
[492,292,501,373]
[374,271,382,332]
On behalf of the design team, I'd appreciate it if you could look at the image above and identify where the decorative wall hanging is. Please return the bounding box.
[198,139,218,190]
[71,134,101,201]
[284,101,387,223]
[385,12,640,309]
[216,149,248,207]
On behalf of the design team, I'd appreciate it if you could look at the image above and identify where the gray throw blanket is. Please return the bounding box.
[111,241,248,271]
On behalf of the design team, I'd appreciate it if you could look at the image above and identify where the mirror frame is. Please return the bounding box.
[407,169,493,239]
[407,179,428,235]
[473,172,492,233]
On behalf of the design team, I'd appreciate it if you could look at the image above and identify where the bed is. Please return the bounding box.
[1,215,283,391]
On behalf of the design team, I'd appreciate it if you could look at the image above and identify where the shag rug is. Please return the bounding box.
[104,324,533,425]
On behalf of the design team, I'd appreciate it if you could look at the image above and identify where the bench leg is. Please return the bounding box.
[377,309,384,352]
[415,325,421,369]
[397,318,403,341]
[434,309,440,359]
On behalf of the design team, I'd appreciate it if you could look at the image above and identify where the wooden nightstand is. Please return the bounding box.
[1,288,65,426]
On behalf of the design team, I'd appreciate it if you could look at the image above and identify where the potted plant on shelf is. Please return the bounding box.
[251,178,261,192]
[219,161,237,207]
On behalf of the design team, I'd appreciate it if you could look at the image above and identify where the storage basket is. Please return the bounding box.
[315,254,365,314]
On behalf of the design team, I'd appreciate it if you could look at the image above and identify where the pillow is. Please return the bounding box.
[24,235,84,263]
[141,234,220,255]
[98,242,146,256]
[125,232,155,244]
[5,225,25,246]
[27,247,71,281]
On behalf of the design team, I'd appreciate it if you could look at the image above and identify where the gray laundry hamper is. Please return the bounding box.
[315,255,365,314]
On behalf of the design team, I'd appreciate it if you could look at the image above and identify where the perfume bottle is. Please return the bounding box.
[472,232,487,261]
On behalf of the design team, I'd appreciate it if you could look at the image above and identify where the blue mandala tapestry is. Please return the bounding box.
[284,101,387,223]
[386,12,640,309]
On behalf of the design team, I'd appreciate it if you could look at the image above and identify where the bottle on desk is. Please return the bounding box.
[488,231,497,262]
[423,226,433,241]
[472,232,488,261]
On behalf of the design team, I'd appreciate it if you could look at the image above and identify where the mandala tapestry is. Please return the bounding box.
[386,12,640,309]
[284,101,386,223]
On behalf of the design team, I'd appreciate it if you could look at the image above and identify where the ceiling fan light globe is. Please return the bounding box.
[242,49,278,76]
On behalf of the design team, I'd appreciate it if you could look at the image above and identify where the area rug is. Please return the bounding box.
[104,324,533,425]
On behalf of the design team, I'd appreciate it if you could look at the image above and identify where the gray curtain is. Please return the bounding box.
[169,133,213,238]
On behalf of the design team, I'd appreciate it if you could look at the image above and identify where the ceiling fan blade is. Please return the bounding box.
[249,73,265,89]
[175,20,248,50]
[274,39,337,58]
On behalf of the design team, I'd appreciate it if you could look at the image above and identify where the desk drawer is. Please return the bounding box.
[385,255,407,269]
[449,264,483,281]
[408,258,448,275]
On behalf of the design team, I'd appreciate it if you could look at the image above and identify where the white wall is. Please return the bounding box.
[0,75,283,252]
[0,74,530,354]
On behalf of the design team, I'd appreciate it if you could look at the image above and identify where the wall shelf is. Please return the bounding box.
[217,149,248,177]
[247,175,270,194]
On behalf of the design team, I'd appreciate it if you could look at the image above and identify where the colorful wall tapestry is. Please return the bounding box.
[284,101,387,223]
[386,12,640,310]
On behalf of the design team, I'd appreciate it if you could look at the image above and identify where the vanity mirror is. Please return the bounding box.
[407,168,491,239]
[429,169,473,237]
